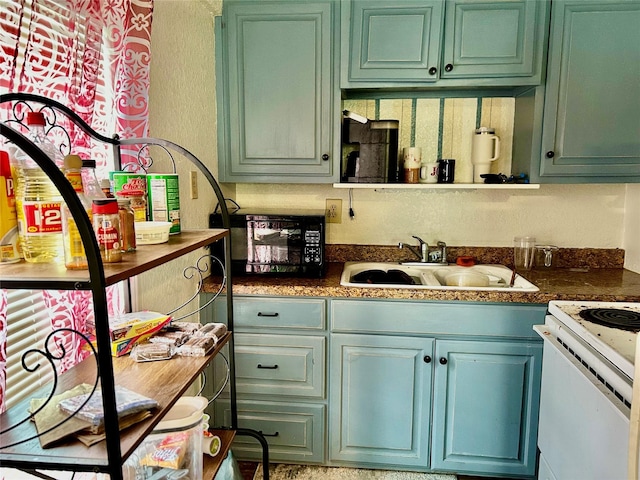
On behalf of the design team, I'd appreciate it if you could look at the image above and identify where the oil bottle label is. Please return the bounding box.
[21,201,63,234]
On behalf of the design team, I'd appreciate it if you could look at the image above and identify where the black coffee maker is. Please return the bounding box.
[342,111,400,183]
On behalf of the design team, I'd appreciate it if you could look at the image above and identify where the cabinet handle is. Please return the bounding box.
[259,430,280,437]
[322,153,329,161]
[546,151,555,158]
[428,66,437,75]
[444,63,453,72]
[439,357,447,365]
[257,364,279,369]
[257,312,279,317]
[423,355,432,363]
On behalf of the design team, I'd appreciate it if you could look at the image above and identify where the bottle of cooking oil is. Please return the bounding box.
[62,154,90,269]
[13,111,65,263]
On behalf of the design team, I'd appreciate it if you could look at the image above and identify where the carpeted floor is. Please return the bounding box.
[252,464,457,480]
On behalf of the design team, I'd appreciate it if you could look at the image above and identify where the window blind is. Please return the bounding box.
[5,290,54,409]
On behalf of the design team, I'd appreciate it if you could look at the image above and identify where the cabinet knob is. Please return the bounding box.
[444,63,453,72]
[423,355,432,364]
[546,151,555,158]
[428,66,437,75]
[439,357,447,365]
[322,153,329,161]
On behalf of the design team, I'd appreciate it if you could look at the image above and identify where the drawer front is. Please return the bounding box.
[235,333,325,398]
[330,299,546,339]
[213,296,326,330]
[215,399,325,463]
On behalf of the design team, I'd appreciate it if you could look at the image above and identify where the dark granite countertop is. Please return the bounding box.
[202,245,640,304]
[206,262,640,305]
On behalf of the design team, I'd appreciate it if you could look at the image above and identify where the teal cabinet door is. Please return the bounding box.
[218,2,336,182]
[341,0,547,87]
[343,0,444,83]
[330,333,433,468]
[431,339,542,477]
[441,0,548,81]
[539,0,640,181]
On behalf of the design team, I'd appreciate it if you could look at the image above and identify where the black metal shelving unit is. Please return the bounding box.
[0,93,268,480]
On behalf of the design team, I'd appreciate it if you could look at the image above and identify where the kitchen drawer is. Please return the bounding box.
[235,333,325,398]
[330,299,545,339]
[215,399,325,463]
[211,296,326,330]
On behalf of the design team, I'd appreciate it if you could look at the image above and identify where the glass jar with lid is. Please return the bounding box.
[116,189,147,222]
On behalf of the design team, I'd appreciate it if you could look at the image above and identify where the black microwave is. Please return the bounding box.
[209,209,326,277]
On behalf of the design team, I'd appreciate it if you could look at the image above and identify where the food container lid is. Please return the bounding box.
[475,127,495,134]
[26,111,46,126]
[155,396,208,432]
[92,198,118,214]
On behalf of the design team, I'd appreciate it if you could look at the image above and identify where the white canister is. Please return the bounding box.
[471,127,500,183]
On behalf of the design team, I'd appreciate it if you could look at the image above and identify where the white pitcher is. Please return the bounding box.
[471,127,500,183]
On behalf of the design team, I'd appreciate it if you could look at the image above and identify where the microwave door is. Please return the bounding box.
[247,221,302,272]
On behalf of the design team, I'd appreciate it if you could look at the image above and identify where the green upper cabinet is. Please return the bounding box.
[538,0,640,181]
[341,0,549,88]
[216,1,338,183]
[343,1,444,83]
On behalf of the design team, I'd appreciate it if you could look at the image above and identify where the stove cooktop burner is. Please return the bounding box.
[578,308,640,332]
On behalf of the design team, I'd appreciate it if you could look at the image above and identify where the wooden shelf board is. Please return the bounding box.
[332,183,540,190]
[203,429,236,479]
[0,229,228,289]
[0,333,232,471]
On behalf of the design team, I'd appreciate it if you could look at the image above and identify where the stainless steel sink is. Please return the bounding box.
[340,262,539,292]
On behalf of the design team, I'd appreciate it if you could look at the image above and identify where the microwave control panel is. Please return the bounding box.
[303,229,323,265]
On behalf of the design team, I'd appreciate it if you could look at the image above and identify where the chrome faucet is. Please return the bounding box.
[398,237,447,265]
[430,241,447,264]
[398,236,429,263]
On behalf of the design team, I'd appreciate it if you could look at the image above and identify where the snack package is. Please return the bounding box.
[148,330,188,347]
[176,336,215,357]
[140,431,190,469]
[131,342,174,362]
[193,322,227,339]
[168,321,202,335]
[57,385,158,427]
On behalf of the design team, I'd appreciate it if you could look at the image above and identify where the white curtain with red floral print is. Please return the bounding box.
[0,0,153,413]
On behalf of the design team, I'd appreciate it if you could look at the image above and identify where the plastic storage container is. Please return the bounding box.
[135,221,172,245]
[123,396,207,480]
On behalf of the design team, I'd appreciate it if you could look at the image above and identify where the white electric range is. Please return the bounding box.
[535,300,640,480]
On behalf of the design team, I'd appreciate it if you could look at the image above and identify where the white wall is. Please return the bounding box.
[144,0,634,285]
[624,184,640,272]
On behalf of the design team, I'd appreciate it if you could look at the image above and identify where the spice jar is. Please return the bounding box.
[92,199,122,263]
[117,198,136,252]
[116,189,146,222]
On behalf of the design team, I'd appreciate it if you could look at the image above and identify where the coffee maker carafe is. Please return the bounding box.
[471,127,500,183]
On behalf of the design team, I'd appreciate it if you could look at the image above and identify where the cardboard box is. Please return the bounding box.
[87,311,171,357]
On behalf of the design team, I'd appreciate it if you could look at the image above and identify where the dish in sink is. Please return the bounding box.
[340,262,539,292]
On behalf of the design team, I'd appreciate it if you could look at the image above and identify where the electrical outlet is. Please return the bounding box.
[189,170,198,199]
[326,199,342,223]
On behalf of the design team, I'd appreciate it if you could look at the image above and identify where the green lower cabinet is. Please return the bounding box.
[431,339,542,477]
[329,334,434,469]
[215,399,325,463]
